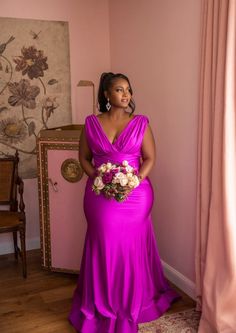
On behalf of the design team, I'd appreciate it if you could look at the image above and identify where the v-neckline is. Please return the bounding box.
[93,114,137,146]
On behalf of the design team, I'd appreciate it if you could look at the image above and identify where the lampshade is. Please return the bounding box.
[77,80,94,87]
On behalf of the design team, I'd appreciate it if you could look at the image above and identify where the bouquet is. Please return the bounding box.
[92,160,140,202]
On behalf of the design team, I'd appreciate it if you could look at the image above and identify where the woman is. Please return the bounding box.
[69,72,179,333]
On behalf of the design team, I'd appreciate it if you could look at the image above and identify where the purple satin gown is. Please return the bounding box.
[69,114,179,333]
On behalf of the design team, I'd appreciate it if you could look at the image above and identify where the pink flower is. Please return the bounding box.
[102,172,113,184]
[111,168,120,175]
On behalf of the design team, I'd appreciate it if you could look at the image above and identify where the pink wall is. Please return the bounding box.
[0,0,111,253]
[109,0,201,283]
[1,0,201,293]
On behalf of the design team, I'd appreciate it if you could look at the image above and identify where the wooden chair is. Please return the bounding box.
[0,151,27,278]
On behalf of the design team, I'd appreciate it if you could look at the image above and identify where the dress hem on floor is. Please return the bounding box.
[69,288,180,333]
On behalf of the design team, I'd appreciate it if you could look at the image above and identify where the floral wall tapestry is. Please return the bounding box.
[0,17,72,178]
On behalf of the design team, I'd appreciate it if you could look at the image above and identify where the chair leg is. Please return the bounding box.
[13,231,18,260]
[19,227,27,278]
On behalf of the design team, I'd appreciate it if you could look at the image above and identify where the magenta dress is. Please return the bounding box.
[69,114,179,333]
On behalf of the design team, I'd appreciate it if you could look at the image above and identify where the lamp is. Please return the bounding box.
[77,80,96,114]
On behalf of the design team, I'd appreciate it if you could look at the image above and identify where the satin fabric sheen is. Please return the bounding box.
[69,114,179,333]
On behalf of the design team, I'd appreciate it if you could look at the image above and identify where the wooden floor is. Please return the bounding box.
[0,250,195,333]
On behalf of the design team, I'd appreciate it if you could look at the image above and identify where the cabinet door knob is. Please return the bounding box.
[48,178,58,192]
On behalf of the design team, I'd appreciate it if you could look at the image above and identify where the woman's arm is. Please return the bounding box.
[79,127,96,179]
[138,124,156,181]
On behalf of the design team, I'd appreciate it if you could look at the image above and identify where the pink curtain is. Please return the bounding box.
[196,0,236,332]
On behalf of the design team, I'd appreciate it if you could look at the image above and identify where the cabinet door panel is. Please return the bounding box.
[47,149,87,272]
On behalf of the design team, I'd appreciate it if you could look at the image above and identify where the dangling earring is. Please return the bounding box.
[106,98,111,111]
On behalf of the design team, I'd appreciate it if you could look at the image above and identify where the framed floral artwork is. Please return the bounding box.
[0,17,72,178]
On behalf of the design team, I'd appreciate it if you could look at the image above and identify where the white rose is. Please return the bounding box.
[128,176,139,188]
[115,172,124,179]
[128,180,135,188]
[94,176,105,190]
[132,175,140,188]
[122,160,129,167]
[106,162,112,170]
[98,164,106,173]
[126,172,133,179]
[119,176,128,186]
[126,165,134,173]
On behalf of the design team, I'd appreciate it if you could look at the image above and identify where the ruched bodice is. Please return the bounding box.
[69,113,179,333]
[85,114,149,170]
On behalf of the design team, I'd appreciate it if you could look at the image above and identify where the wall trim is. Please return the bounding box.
[0,237,40,255]
[161,259,196,300]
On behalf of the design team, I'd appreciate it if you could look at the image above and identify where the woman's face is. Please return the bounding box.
[105,78,132,109]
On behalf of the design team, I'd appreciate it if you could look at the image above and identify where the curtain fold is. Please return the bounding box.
[196,0,236,332]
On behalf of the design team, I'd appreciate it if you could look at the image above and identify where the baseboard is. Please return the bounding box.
[161,259,196,300]
[0,237,40,255]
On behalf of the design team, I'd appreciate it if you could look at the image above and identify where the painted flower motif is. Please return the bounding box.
[0,117,27,144]
[42,96,59,119]
[8,79,40,109]
[14,46,48,80]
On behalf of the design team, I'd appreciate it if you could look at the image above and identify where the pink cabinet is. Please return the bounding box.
[37,125,87,273]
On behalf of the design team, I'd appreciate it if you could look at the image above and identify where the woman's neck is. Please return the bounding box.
[106,108,128,120]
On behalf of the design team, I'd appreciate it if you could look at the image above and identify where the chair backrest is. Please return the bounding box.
[0,151,19,210]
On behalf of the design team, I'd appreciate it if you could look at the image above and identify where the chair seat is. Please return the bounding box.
[0,211,25,231]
